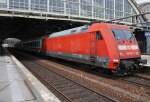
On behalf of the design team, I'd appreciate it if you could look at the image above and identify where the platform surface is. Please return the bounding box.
[0,48,61,102]
[142,55,150,67]
[0,50,36,102]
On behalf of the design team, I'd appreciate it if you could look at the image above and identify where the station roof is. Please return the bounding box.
[0,17,84,41]
[0,0,148,41]
[139,2,150,22]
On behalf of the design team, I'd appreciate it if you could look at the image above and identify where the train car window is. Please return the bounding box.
[35,42,37,48]
[96,31,102,40]
[38,41,40,48]
[31,42,33,48]
[33,42,34,48]
[81,27,88,31]
[35,42,36,48]
[37,41,38,48]
[37,41,39,48]
[32,42,33,47]
[29,42,31,48]
[29,43,30,47]
[39,40,41,48]
[71,30,76,33]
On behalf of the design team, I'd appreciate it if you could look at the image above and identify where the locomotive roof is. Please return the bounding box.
[49,25,89,38]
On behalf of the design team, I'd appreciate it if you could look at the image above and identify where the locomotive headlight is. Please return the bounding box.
[113,59,119,62]
[135,52,140,55]
[119,52,123,56]
[113,59,119,67]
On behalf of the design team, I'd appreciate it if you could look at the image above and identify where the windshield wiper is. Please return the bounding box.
[129,34,134,39]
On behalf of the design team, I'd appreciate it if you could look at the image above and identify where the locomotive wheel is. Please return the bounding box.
[114,60,140,76]
[102,68,113,75]
[89,65,98,71]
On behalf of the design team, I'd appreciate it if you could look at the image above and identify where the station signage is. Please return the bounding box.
[145,32,150,37]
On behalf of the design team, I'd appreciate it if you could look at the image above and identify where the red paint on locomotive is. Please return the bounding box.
[18,23,145,74]
[40,23,141,71]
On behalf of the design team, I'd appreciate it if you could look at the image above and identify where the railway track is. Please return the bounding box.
[14,52,117,102]
[38,54,150,89]
[135,73,150,80]
[10,49,150,102]
[47,55,150,89]
[121,74,150,88]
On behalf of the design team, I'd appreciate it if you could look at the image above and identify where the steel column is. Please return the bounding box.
[7,0,9,9]
[28,0,31,10]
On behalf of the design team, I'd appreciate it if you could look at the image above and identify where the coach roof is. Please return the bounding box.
[49,25,89,38]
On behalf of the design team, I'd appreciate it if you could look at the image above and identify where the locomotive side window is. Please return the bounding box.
[71,30,76,33]
[96,31,102,40]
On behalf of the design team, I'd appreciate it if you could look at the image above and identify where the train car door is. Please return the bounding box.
[90,32,97,64]
[90,31,102,65]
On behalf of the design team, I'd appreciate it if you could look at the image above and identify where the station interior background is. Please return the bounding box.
[0,0,149,54]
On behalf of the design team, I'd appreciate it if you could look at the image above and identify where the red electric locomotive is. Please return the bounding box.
[17,23,146,75]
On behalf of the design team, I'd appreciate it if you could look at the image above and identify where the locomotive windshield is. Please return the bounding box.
[112,29,134,40]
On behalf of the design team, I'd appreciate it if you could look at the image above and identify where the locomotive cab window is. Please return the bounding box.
[96,31,102,40]
[112,29,134,40]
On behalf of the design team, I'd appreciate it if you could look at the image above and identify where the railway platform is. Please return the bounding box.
[0,47,60,102]
[142,55,150,67]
